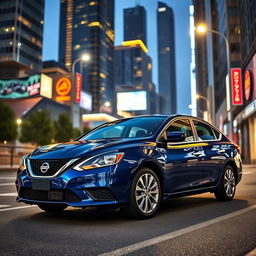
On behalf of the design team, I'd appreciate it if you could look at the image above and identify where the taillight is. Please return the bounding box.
[234,144,241,154]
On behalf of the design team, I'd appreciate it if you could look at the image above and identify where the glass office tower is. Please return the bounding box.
[157,2,177,115]
[124,5,147,46]
[59,0,115,113]
[0,0,45,78]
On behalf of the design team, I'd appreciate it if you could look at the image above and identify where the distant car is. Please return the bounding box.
[16,115,242,219]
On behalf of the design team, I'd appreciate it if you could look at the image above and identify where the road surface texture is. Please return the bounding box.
[0,165,255,256]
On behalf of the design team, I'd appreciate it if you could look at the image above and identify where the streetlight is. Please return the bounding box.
[71,54,91,129]
[196,94,210,122]
[195,24,233,140]
[16,118,22,126]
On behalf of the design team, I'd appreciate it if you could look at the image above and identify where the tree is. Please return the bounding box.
[54,113,73,142]
[20,110,54,146]
[0,101,17,142]
[72,128,81,139]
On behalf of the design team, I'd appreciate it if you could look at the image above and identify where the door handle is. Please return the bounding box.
[217,149,225,153]
[192,151,202,157]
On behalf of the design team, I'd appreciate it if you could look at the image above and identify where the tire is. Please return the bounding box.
[38,204,67,213]
[125,168,161,219]
[214,165,236,201]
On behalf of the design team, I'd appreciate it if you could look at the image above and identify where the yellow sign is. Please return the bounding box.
[56,77,71,101]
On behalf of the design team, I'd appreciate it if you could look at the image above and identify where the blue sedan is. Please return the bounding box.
[16,115,242,218]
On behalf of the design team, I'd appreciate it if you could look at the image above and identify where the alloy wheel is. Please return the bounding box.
[224,168,236,197]
[135,173,160,214]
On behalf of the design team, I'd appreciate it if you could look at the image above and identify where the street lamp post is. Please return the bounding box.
[71,54,90,129]
[196,93,210,122]
[196,25,233,140]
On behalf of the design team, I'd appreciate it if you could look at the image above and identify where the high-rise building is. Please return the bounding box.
[0,0,45,78]
[233,0,256,163]
[124,5,147,46]
[59,0,115,113]
[157,2,177,115]
[114,40,156,115]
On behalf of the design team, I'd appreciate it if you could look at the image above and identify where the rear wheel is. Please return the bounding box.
[38,204,67,213]
[125,168,161,219]
[214,165,236,201]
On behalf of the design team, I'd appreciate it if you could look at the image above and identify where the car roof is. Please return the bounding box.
[118,114,216,127]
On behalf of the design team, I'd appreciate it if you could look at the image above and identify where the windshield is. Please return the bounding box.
[80,117,167,140]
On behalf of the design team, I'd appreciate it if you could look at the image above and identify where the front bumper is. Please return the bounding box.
[16,165,132,207]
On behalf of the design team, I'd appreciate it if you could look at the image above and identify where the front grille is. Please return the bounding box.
[85,188,116,201]
[19,188,80,202]
[29,159,69,176]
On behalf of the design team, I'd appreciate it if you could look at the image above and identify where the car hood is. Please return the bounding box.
[29,139,145,159]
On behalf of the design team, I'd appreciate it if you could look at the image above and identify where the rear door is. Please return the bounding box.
[192,120,226,187]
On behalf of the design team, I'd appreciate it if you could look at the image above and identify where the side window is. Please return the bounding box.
[166,119,194,142]
[193,121,215,141]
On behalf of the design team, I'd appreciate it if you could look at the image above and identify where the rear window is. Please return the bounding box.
[212,128,222,140]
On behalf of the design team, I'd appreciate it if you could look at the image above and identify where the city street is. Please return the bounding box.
[0,166,255,256]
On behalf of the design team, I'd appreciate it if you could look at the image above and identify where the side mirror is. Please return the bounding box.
[165,131,186,143]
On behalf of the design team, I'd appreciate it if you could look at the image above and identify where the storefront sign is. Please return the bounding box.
[244,70,252,100]
[75,73,82,103]
[231,68,243,105]
[55,77,71,102]
[0,74,41,99]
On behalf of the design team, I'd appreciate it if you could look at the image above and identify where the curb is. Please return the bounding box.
[0,168,18,172]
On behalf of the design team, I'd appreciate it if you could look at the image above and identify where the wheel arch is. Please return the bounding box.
[135,160,164,190]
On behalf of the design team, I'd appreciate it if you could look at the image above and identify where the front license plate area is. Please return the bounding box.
[32,180,50,191]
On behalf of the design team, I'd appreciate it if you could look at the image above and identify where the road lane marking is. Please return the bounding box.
[0,205,36,212]
[0,205,11,208]
[243,171,253,175]
[0,177,15,180]
[0,193,17,196]
[0,183,15,186]
[99,205,256,256]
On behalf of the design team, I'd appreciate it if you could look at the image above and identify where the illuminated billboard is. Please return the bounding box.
[80,91,92,111]
[40,74,52,99]
[117,91,147,111]
[0,74,40,99]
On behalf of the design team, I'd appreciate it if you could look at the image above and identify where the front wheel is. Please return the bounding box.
[125,168,161,219]
[38,204,67,213]
[214,165,236,201]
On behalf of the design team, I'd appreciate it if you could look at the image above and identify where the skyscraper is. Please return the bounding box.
[59,0,115,113]
[157,2,177,115]
[124,5,147,46]
[114,40,156,115]
[0,0,45,78]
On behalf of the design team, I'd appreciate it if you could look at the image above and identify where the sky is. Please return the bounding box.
[42,0,192,114]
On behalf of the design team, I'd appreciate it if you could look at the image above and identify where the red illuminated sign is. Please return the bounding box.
[75,73,82,103]
[231,68,243,105]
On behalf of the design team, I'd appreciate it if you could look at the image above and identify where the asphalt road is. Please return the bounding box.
[0,166,255,256]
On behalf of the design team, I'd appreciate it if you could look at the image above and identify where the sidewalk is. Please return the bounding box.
[0,165,19,172]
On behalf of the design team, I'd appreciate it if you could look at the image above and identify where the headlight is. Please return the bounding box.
[19,154,28,171]
[73,152,124,171]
